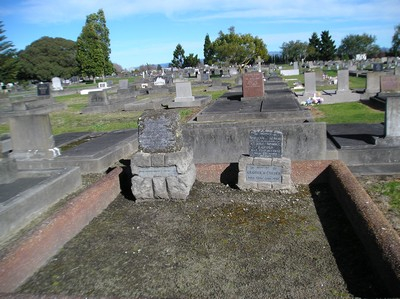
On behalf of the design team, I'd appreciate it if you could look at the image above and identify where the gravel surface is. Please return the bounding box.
[17,181,388,298]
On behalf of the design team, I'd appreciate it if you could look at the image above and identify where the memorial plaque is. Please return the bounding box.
[246,165,282,182]
[89,91,109,106]
[37,83,50,96]
[373,63,383,72]
[249,130,283,158]
[242,72,264,98]
[139,166,178,178]
[138,110,183,153]
[380,75,400,93]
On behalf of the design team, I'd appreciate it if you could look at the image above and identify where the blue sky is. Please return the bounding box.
[1,0,399,69]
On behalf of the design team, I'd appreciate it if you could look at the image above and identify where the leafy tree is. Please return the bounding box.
[390,24,400,57]
[337,34,380,59]
[212,26,268,67]
[319,30,336,61]
[76,9,113,82]
[203,33,214,65]
[183,53,200,68]
[307,32,321,61]
[18,36,79,81]
[280,40,308,63]
[170,44,185,68]
[0,21,19,83]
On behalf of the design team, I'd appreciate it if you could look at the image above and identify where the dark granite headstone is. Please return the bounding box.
[373,63,383,72]
[89,90,109,106]
[138,110,183,153]
[249,130,283,158]
[242,72,264,98]
[37,83,50,96]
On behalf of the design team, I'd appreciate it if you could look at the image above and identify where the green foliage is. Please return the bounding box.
[183,53,200,68]
[76,9,113,80]
[337,34,380,59]
[307,32,321,61]
[313,102,384,124]
[0,21,19,83]
[319,31,336,61]
[281,40,308,63]
[203,34,214,65]
[170,44,185,68]
[390,24,400,56]
[212,26,268,67]
[373,181,400,213]
[18,36,79,81]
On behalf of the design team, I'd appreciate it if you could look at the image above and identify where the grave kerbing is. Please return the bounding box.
[237,130,296,192]
[131,110,196,200]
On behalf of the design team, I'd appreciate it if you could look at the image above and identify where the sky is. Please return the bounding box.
[1,0,399,70]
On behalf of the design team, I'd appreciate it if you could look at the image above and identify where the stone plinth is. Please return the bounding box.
[242,72,264,98]
[131,148,196,200]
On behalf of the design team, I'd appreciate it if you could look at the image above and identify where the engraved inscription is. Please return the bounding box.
[249,130,282,158]
[246,165,282,182]
[139,166,178,178]
[381,76,400,93]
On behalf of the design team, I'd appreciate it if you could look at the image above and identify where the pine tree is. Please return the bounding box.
[203,34,214,65]
[0,21,18,83]
[319,30,336,61]
[307,32,321,61]
[390,24,400,57]
[170,44,185,68]
[76,9,113,82]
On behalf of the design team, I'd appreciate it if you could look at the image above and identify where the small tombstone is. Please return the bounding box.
[119,79,129,90]
[154,77,166,86]
[237,130,295,192]
[337,70,350,92]
[242,72,264,98]
[174,81,195,102]
[304,72,316,95]
[89,90,109,106]
[51,77,63,91]
[131,110,196,200]
[293,61,299,70]
[373,63,383,72]
[37,83,50,96]
[98,82,108,89]
[380,75,400,93]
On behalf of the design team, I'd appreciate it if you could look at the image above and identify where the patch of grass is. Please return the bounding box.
[0,123,9,135]
[375,181,400,213]
[313,102,384,124]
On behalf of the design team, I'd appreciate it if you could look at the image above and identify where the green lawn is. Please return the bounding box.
[312,102,384,124]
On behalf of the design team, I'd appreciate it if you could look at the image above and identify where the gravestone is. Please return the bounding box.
[154,77,166,86]
[37,83,50,96]
[304,72,316,95]
[88,90,109,106]
[119,79,129,90]
[337,70,350,92]
[237,130,295,192]
[51,77,63,91]
[293,61,299,70]
[242,72,264,98]
[131,110,196,200]
[380,75,400,94]
[174,81,195,102]
[373,63,383,72]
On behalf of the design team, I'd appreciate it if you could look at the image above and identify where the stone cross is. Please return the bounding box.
[256,56,263,72]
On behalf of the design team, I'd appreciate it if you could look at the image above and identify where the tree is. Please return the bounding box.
[390,24,400,57]
[170,44,185,68]
[76,9,113,82]
[280,40,308,63]
[306,32,321,61]
[319,30,336,61]
[212,26,268,67]
[18,36,79,81]
[203,33,214,65]
[337,34,380,59]
[0,21,19,83]
[183,53,200,68]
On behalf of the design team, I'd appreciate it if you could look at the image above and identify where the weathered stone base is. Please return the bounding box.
[131,147,196,200]
[237,155,296,192]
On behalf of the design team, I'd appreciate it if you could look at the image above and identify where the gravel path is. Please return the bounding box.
[17,182,387,298]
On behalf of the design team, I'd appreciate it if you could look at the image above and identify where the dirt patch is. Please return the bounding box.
[16,181,387,298]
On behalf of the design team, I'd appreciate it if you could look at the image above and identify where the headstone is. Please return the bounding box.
[98,82,108,89]
[174,81,195,102]
[373,63,383,72]
[337,70,350,92]
[242,72,264,98]
[154,77,166,86]
[304,72,316,95]
[37,83,50,96]
[51,77,63,91]
[385,97,400,137]
[89,90,109,106]
[256,56,263,72]
[119,79,129,90]
[293,61,299,70]
[380,75,400,93]
[237,130,295,192]
[131,110,196,200]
